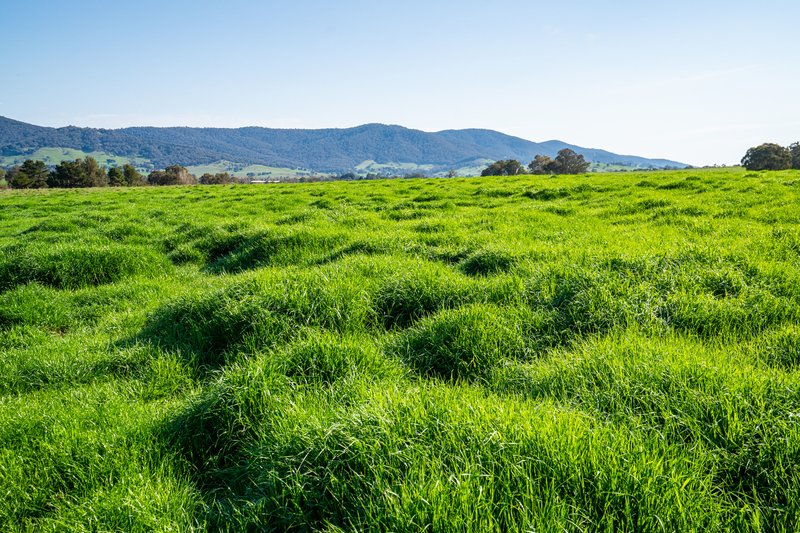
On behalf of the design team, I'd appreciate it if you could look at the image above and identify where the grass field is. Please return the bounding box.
[1,167,800,530]
[0,147,151,171]
[185,160,321,180]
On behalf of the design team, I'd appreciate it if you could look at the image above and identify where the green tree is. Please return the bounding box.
[741,143,792,171]
[548,149,590,174]
[790,142,800,170]
[83,156,108,186]
[199,172,237,185]
[481,160,525,176]
[528,155,554,175]
[147,165,197,186]
[107,167,126,186]
[8,159,50,189]
[122,164,145,186]
[49,157,108,188]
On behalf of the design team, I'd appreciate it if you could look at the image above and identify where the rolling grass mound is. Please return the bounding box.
[142,265,376,367]
[4,168,800,530]
[389,304,530,382]
[206,228,350,273]
[374,260,477,328]
[458,247,519,276]
[191,384,727,531]
[0,242,171,291]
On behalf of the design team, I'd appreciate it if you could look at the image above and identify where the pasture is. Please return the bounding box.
[1,168,800,531]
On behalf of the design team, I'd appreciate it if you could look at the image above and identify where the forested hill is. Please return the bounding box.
[0,116,687,172]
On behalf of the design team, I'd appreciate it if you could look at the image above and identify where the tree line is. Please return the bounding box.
[741,143,800,171]
[481,148,590,176]
[1,156,246,189]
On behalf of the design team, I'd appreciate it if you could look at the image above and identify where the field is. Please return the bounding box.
[185,160,321,180]
[0,147,151,172]
[1,168,800,531]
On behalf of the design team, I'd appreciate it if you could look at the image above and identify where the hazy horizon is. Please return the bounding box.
[2,0,798,167]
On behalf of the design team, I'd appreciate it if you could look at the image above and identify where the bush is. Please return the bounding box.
[741,143,792,171]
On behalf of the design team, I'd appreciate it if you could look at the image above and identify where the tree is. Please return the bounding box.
[108,167,126,186]
[199,172,237,185]
[741,143,791,171]
[147,165,197,186]
[122,164,145,186]
[83,156,108,186]
[481,159,525,176]
[548,149,590,174]
[790,142,800,170]
[8,160,50,189]
[49,156,108,188]
[528,155,554,175]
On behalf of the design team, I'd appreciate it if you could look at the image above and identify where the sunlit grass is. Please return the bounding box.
[1,167,799,530]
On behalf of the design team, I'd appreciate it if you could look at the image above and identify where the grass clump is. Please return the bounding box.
[374,259,475,328]
[459,247,519,276]
[390,304,529,382]
[142,266,375,367]
[0,243,170,291]
[199,384,727,531]
[207,227,349,273]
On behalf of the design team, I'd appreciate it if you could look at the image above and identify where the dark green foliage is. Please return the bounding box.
[199,172,237,185]
[741,143,792,171]
[529,150,590,175]
[48,156,108,188]
[528,154,553,174]
[0,116,687,171]
[7,159,49,189]
[548,148,591,174]
[107,166,125,186]
[481,159,525,176]
[147,165,196,186]
[790,142,800,170]
[122,164,145,186]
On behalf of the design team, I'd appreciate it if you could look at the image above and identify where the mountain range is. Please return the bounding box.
[0,116,687,176]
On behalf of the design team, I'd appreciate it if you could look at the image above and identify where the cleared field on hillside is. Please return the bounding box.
[1,168,800,531]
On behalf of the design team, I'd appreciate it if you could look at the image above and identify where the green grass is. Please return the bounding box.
[0,147,151,170]
[2,167,800,530]
[186,160,322,179]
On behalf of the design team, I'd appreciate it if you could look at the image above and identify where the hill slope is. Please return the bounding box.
[0,116,687,172]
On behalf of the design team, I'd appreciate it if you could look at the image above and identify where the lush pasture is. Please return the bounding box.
[1,168,800,531]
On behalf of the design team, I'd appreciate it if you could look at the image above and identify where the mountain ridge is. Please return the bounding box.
[0,116,687,174]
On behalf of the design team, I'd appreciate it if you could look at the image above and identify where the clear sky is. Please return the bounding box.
[1,0,798,166]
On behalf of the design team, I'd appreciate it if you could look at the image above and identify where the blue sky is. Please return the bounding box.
[1,0,798,166]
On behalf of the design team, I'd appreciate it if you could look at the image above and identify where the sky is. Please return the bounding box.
[1,0,798,166]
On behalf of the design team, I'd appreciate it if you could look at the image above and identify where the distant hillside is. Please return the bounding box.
[0,116,687,174]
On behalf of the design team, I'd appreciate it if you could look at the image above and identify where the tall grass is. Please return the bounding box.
[1,167,800,530]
